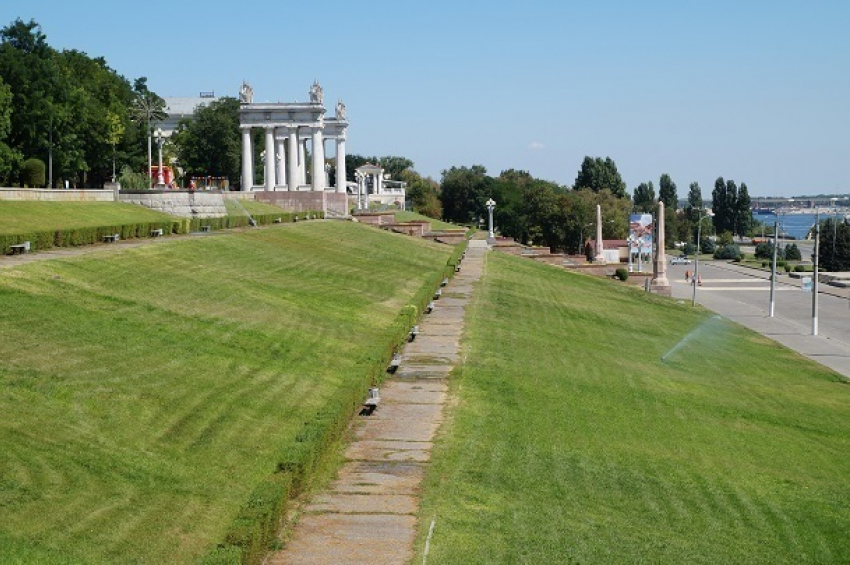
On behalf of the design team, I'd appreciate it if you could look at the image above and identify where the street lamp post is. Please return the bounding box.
[692,211,713,307]
[769,217,779,317]
[154,128,165,187]
[813,207,820,336]
[486,198,496,242]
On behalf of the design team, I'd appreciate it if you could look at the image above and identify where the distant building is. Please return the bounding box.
[160,92,219,137]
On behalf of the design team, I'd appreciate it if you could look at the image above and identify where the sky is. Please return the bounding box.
[2,0,849,197]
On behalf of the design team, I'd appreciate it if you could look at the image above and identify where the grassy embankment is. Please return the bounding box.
[0,221,454,563]
[0,201,174,236]
[415,251,850,563]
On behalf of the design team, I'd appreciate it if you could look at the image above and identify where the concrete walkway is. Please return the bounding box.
[269,240,488,564]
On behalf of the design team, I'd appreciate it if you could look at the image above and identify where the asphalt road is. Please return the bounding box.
[666,257,850,379]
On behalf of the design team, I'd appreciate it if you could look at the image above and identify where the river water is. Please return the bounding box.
[751,213,841,240]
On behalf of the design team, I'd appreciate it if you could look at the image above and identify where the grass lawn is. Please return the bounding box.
[415,251,850,563]
[0,221,452,563]
[394,211,461,231]
[0,201,175,235]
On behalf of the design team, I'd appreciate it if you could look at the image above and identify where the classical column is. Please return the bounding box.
[241,127,253,191]
[298,136,307,187]
[312,127,324,191]
[275,131,286,190]
[287,129,298,191]
[595,204,605,263]
[336,137,346,193]
[264,127,275,192]
[650,201,671,295]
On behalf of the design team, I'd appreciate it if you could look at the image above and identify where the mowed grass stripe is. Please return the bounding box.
[0,221,453,563]
[415,251,850,563]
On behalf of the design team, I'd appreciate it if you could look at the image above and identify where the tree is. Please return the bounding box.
[439,165,491,223]
[172,97,241,185]
[818,218,850,272]
[399,169,442,219]
[686,182,703,218]
[736,182,752,237]
[784,243,801,261]
[659,173,677,209]
[725,180,739,235]
[573,156,627,198]
[712,177,732,234]
[632,181,655,213]
[0,75,19,183]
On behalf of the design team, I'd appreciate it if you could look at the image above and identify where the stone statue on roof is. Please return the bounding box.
[336,99,346,120]
[239,81,253,104]
[309,80,323,104]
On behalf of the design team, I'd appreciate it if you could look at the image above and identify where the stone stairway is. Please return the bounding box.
[268,240,488,564]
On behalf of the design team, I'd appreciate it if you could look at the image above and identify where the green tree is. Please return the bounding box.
[818,218,850,272]
[172,97,241,185]
[440,165,492,223]
[399,169,442,219]
[573,156,627,198]
[686,182,703,219]
[736,182,752,236]
[0,75,20,183]
[659,173,677,209]
[712,177,733,234]
[632,181,655,213]
[725,180,739,235]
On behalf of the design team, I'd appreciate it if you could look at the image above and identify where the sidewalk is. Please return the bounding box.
[269,240,489,564]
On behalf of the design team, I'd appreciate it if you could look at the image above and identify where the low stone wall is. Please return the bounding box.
[255,191,347,216]
[386,222,428,237]
[352,212,396,226]
[222,191,257,201]
[119,191,227,218]
[0,187,115,201]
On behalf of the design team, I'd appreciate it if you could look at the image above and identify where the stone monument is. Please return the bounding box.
[594,204,605,263]
[239,81,253,104]
[650,200,671,296]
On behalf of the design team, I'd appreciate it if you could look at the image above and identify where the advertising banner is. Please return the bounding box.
[629,213,653,271]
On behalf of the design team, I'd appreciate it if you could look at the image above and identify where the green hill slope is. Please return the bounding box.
[416,252,850,563]
[0,221,453,563]
[0,201,174,234]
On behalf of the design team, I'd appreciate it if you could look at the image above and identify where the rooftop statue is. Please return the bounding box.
[239,81,253,104]
[336,99,346,120]
[310,80,323,104]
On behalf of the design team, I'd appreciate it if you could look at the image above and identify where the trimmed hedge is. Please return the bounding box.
[1,211,325,255]
[206,236,469,564]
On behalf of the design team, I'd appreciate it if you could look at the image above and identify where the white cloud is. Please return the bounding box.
[529,141,545,150]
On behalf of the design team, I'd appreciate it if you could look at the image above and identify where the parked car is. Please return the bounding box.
[670,255,692,265]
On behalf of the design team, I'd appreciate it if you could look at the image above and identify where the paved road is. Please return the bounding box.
[667,258,850,378]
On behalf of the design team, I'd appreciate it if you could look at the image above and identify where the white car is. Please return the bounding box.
[670,256,692,265]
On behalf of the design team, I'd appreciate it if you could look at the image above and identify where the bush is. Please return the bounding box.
[20,158,46,187]
[714,244,741,260]
[785,264,792,273]
[785,243,802,261]
[682,242,697,256]
[776,259,787,268]
[795,265,806,272]
[701,237,716,255]
[615,268,628,281]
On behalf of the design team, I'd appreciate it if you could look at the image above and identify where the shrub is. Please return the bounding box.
[795,265,806,272]
[717,231,734,246]
[615,268,628,281]
[714,244,741,260]
[785,243,802,261]
[761,261,767,268]
[785,264,792,273]
[776,260,787,268]
[682,242,696,256]
[701,237,716,255]
[20,158,46,187]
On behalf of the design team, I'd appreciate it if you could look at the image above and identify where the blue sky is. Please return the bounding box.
[3,0,848,197]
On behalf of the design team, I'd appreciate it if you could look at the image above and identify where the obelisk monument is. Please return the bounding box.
[650,201,671,296]
[594,204,605,263]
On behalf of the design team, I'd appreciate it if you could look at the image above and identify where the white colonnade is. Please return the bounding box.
[238,81,348,193]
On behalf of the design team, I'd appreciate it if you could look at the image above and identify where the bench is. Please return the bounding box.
[409,325,420,342]
[361,387,381,415]
[434,289,442,300]
[9,241,30,255]
[103,233,119,243]
[150,228,163,237]
[274,217,283,223]
[425,301,435,314]
[200,225,211,232]
[455,264,461,273]
[387,353,401,374]
[604,268,616,278]
[441,278,449,287]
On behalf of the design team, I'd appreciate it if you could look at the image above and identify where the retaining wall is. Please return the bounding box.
[0,188,115,201]
[255,191,348,216]
[119,191,227,218]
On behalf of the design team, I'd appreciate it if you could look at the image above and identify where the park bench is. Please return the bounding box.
[441,278,449,287]
[434,288,442,300]
[150,228,163,237]
[200,225,211,232]
[360,387,381,415]
[274,217,282,223]
[425,301,435,314]
[9,241,31,255]
[604,268,616,278]
[103,233,120,243]
[455,264,461,273]
[387,353,401,374]
[409,325,420,342]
